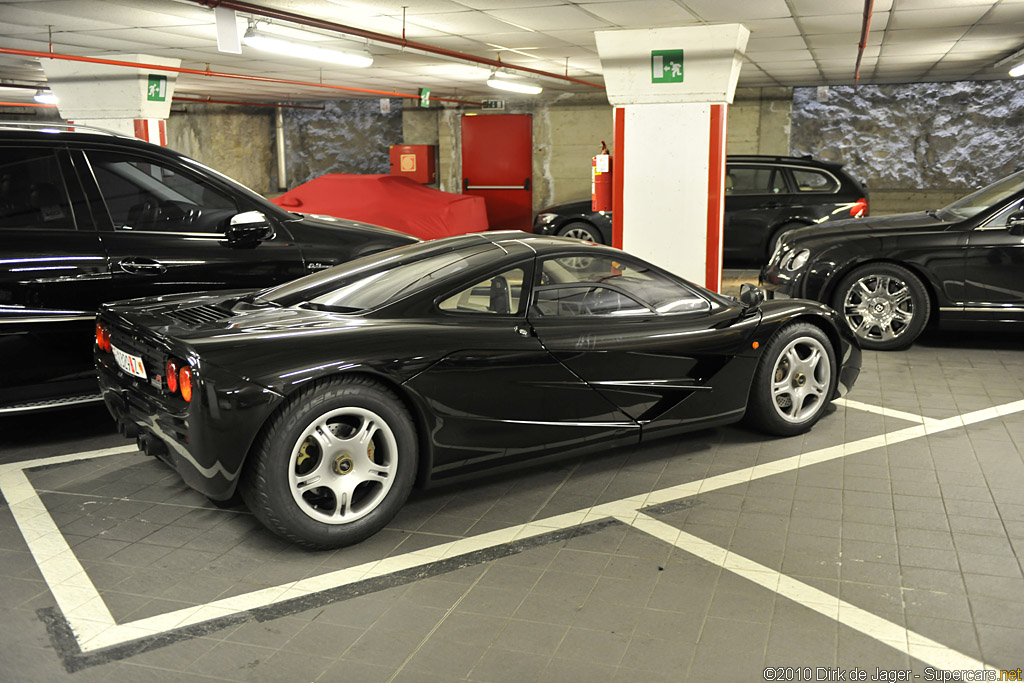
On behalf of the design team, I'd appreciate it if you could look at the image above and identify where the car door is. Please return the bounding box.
[0,143,112,406]
[72,147,307,302]
[526,253,761,439]
[403,257,639,476]
[724,163,792,261]
[963,199,1024,321]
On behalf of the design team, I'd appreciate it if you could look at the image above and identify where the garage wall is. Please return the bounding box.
[167,104,276,195]
[727,87,793,156]
[790,80,1024,214]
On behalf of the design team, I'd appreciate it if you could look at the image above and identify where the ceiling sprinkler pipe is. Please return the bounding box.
[855,0,875,83]
[193,0,605,89]
[0,47,482,106]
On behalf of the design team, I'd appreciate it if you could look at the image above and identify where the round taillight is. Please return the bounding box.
[850,197,868,218]
[179,366,193,403]
[166,359,180,394]
[95,323,111,352]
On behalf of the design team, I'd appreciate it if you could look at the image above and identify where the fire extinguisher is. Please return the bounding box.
[592,140,613,212]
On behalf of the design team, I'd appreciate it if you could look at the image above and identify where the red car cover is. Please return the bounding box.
[271,173,489,240]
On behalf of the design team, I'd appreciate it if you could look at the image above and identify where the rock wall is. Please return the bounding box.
[280,98,403,188]
[791,80,1024,195]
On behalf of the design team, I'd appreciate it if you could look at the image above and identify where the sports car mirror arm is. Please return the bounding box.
[739,283,766,311]
[1006,210,1024,235]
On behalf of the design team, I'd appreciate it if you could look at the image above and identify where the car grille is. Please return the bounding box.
[165,304,234,327]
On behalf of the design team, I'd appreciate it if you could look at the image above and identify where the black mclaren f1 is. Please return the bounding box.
[96,232,861,549]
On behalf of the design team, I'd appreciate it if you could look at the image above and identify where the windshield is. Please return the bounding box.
[255,241,498,311]
[939,170,1024,221]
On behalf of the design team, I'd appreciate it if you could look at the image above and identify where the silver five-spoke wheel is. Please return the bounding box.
[289,407,397,524]
[770,336,831,424]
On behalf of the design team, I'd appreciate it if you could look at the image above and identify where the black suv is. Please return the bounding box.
[0,122,417,414]
[533,154,868,264]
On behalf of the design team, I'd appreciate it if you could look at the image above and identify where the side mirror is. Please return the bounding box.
[225,211,273,246]
[739,282,765,310]
[1007,210,1024,235]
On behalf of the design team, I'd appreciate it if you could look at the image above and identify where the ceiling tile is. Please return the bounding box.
[452,0,563,8]
[741,17,802,38]
[883,27,970,43]
[746,36,808,51]
[801,13,889,34]
[404,10,520,34]
[462,31,572,49]
[486,5,611,31]
[805,33,881,48]
[683,0,790,22]
[979,3,1024,22]
[889,5,990,29]
[790,0,893,14]
[881,41,958,55]
[577,1,697,27]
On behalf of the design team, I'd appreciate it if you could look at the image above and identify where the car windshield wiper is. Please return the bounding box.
[925,209,941,219]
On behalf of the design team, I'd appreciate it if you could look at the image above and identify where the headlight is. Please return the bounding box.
[785,249,810,271]
[536,213,558,225]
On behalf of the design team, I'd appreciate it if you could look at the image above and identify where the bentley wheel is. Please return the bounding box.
[241,376,417,549]
[834,263,929,350]
[557,221,603,244]
[746,322,837,436]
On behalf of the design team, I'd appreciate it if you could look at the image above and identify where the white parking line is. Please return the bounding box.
[833,397,944,426]
[2,399,1022,663]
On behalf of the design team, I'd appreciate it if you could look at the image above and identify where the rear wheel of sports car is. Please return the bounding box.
[746,322,837,437]
[833,263,930,350]
[240,376,417,549]
[557,221,603,244]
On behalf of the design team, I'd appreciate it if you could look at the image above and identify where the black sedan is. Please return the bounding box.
[96,232,861,549]
[1,123,417,414]
[533,154,868,264]
[760,169,1024,350]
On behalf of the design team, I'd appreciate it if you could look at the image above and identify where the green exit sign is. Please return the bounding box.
[651,49,684,83]
[147,74,167,102]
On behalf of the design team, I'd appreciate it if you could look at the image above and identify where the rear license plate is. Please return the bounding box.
[112,345,147,379]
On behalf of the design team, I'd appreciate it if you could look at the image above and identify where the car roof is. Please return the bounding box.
[727,154,844,170]
[0,121,184,157]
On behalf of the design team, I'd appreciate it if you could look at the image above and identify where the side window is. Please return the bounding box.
[438,268,526,315]
[87,151,238,233]
[981,200,1024,230]
[0,148,75,230]
[727,166,785,195]
[532,256,709,317]
[792,169,839,193]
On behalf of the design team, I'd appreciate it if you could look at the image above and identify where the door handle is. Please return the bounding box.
[513,324,533,337]
[764,201,781,209]
[118,257,167,275]
[466,184,531,190]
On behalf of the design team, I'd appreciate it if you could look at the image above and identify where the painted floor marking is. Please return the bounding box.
[833,397,944,426]
[2,399,1022,661]
[619,513,995,673]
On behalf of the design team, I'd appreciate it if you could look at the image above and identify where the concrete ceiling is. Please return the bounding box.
[0,0,1023,103]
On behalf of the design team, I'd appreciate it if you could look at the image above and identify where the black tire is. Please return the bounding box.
[832,263,930,351]
[745,322,838,437]
[556,221,605,244]
[239,376,417,549]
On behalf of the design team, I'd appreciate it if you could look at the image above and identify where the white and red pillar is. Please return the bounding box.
[597,25,748,292]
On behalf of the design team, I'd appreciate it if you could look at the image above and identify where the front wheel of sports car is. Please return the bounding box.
[240,376,417,549]
[833,263,930,350]
[746,322,837,437]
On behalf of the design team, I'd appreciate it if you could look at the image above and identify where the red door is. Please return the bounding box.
[462,114,533,230]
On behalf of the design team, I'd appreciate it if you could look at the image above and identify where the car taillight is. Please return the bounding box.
[179,366,193,403]
[95,322,111,352]
[850,197,868,218]
[166,359,180,394]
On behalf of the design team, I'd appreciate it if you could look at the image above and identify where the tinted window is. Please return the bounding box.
[439,268,526,315]
[88,151,237,233]
[941,170,1024,221]
[726,166,786,195]
[792,169,839,193]
[533,255,708,317]
[0,148,75,230]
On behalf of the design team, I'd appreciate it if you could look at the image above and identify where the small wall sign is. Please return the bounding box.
[147,74,167,101]
[651,49,684,83]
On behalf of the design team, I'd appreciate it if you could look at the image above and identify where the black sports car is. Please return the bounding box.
[533,154,868,264]
[97,232,861,549]
[760,169,1024,350]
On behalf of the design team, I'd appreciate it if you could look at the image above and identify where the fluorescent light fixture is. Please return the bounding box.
[34,90,57,104]
[1011,62,1024,77]
[243,27,373,68]
[486,71,542,95]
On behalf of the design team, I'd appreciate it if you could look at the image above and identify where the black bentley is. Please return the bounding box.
[97,232,860,548]
[760,169,1024,350]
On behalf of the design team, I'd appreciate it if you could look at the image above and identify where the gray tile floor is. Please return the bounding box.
[1,277,1022,682]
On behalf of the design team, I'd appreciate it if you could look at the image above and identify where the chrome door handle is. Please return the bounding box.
[118,257,167,275]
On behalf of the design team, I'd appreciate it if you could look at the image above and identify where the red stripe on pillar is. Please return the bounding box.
[705,104,727,293]
[158,120,166,146]
[612,107,625,250]
[133,119,147,141]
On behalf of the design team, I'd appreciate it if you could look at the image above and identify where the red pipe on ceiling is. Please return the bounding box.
[0,47,482,106]
[855,0,875,83]
[194,0,605,90]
